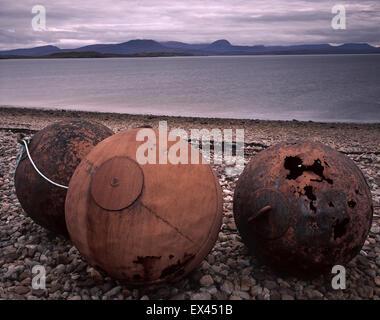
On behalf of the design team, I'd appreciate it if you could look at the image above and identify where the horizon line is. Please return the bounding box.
[1,38,380,51]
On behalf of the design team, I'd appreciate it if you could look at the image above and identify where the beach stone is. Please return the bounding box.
[63,281,71,291]
[371,226,380,234]
[49,283,61,293]
[305,289,324,300]
[250,285,263,297]
[32,289,46,298]
[191,292,211,300]
[270,292,281,300]
[281,294,295,300]
[2,203,10,212]
[263,280,278,290]
[104,286,122,297]
[213,291,228,300]
[233,290,250,300]
[14,286,30,295]
[200,275,214,287]
[4,265,24,279]
[204,286,218,295]
[357,256,369,266]
[220,280,233,295]
[54,264,66,274]
[170,293,186,300]
[19,271,29,281]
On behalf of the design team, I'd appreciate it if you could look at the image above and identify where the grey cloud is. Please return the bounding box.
[0,0,379,50]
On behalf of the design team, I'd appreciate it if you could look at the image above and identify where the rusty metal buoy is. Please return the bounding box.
[233,141,373,276]
[65,129,223,285]
[14,120,113,238]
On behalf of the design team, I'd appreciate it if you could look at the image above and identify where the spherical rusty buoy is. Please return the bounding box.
[15,120,113,238]
[65,129,223,285]
[233,141,373,276]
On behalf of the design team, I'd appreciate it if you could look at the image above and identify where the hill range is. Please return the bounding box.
[1,39,379,58]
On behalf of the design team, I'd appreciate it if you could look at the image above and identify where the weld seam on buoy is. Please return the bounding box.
[21,138,68,189]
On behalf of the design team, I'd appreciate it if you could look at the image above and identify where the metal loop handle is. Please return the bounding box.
[20,138,68,189]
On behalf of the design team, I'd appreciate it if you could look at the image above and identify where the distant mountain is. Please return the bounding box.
[0,45,61,56]
[0,51,195,59]
[337,43,375,50]
[161,41,210,50]
[206,39,232,50]
[161,40,380,55]
[67,39,174,55]
[1,40,379,57]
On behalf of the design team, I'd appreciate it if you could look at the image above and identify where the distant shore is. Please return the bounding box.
[2,51,380,60]
[0,51,198,59]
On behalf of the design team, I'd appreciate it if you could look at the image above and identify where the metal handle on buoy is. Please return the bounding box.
[248,205,272,223]
[19,138,68,189]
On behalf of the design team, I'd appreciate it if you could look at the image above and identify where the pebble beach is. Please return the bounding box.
[1,106,379,300]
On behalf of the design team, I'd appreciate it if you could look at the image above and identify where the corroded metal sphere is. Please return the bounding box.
[234,141,373,276]
[65,129,223,285]
[15,120,113,238]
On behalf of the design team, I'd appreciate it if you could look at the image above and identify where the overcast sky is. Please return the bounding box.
[0,0,379,50]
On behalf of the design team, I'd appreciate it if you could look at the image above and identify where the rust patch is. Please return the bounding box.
[133,256,161,280]
[160,253,195,280]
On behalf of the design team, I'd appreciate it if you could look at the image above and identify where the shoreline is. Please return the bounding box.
[2,105,380,125]
[1,106,380,154]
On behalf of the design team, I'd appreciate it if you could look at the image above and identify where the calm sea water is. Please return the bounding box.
[0,55,379,122]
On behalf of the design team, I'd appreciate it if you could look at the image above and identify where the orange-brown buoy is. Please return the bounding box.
[14,119,113,238]
[65,128,223,285]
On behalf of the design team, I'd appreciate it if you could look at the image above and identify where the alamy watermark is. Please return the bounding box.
[135,121,245,175]
[331,265,346,290]
[331,4,346,30]
[31,265,46,290]
[31,5,46,31]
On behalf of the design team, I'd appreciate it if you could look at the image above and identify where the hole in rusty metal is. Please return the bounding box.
[284,157,333,184]
[304,186,316,201]
[304,185,317,212]
[328,201,334,207]
[333,218,350,240]
[169,255,174,259]
[284,156,303,179]
[348,200,356,208]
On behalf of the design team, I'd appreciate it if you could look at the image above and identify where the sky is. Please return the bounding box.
[0,0,379,50]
